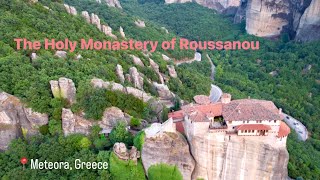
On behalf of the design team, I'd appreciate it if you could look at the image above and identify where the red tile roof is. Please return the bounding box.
[183,103,223,116]
[189,110,209,122]
[278,121,291,137]
[223,99,282,121]
[168,110,184,120]
[169,103,223,122]
[235,124,272,131]
[194,95,211,105]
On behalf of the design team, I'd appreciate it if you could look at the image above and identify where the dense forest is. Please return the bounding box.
[0,0,319,179]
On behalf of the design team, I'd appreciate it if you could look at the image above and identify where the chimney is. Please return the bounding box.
[236,108,241,113]
[221,93,231,104]
[279,108,282,114]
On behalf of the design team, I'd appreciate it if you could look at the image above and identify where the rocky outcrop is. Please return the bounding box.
[50,77,76,105]
[81,11,91,23]
[161,27,169,34]
[55,51,67,59]
[64,4,77,16]
[113,142,140,162]
[31,53,37,61]
[62,107,129,136]
[152,82,175,100]
[119,26,126,38]
[102,25,117,39]
[91,13,102,30]
[0,92,48,150]
[134,19,146,28]
[188,133,289,180]
[91,78,152,102]
[295,0,320,42]
[167,65,177,78]
[116,64,125,83]
[130,55,145,67]
[240,0,319,41]
[129,67,144,90]
[62,108,92,136]
[142,119,195,180]
[162,54,171,61]
[166,0,240,13]
[104,0,122,9]
[149,59,165,84]
[245,0,292,37]
[100,107,130,128]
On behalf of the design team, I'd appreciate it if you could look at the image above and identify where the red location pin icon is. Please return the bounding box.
[20,157,28,170]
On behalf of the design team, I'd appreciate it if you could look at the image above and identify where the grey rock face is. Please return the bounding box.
[55,51,67,59]
[134,19,146,28]
[91,13,101,30]
[142,132,195,180]
[167,65,178,78]
[149,58,165,84]
[99,107,130,128]
[0,92,48,150]
[105,0,122,9]
[31,53,37,61]
[189,134,289,180]
[129,67,144,90]
[62,108,92,136]
[152,82,175,100]
[81,11,91,23]
[64,4,77,16]
[102,25,117,39]
[119,26,126,38]
[166,0,240,13]
[295,0,320,42]
[116,64,125,83]
[130,55,145,67]
[90,78,153,102]
[50,77,76,105]
[162,54,171,61]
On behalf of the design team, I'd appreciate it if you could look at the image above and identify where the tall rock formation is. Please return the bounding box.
[116,64,125,83]
[166,0,241,13]
[187,132,289,180]
[64,4,77,16]
[105,0,122,9]
[0,92,48,150]
[245,0,292,37]
[129,67,144,90]
[237,0,319,41]
[50,77,76,105]
[141,119,195,180]
[101,25,117,39]
[149,58,165,84]
[295,0,320,42]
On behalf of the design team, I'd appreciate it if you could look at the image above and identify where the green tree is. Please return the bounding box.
[109,122,133,146]
[148,163,183,180]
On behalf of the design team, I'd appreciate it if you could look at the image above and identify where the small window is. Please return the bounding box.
[243,121,245,123]
[274,120,277,123]
[245,130,247,133]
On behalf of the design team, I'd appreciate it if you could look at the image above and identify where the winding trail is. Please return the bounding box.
[206,54,215,80]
